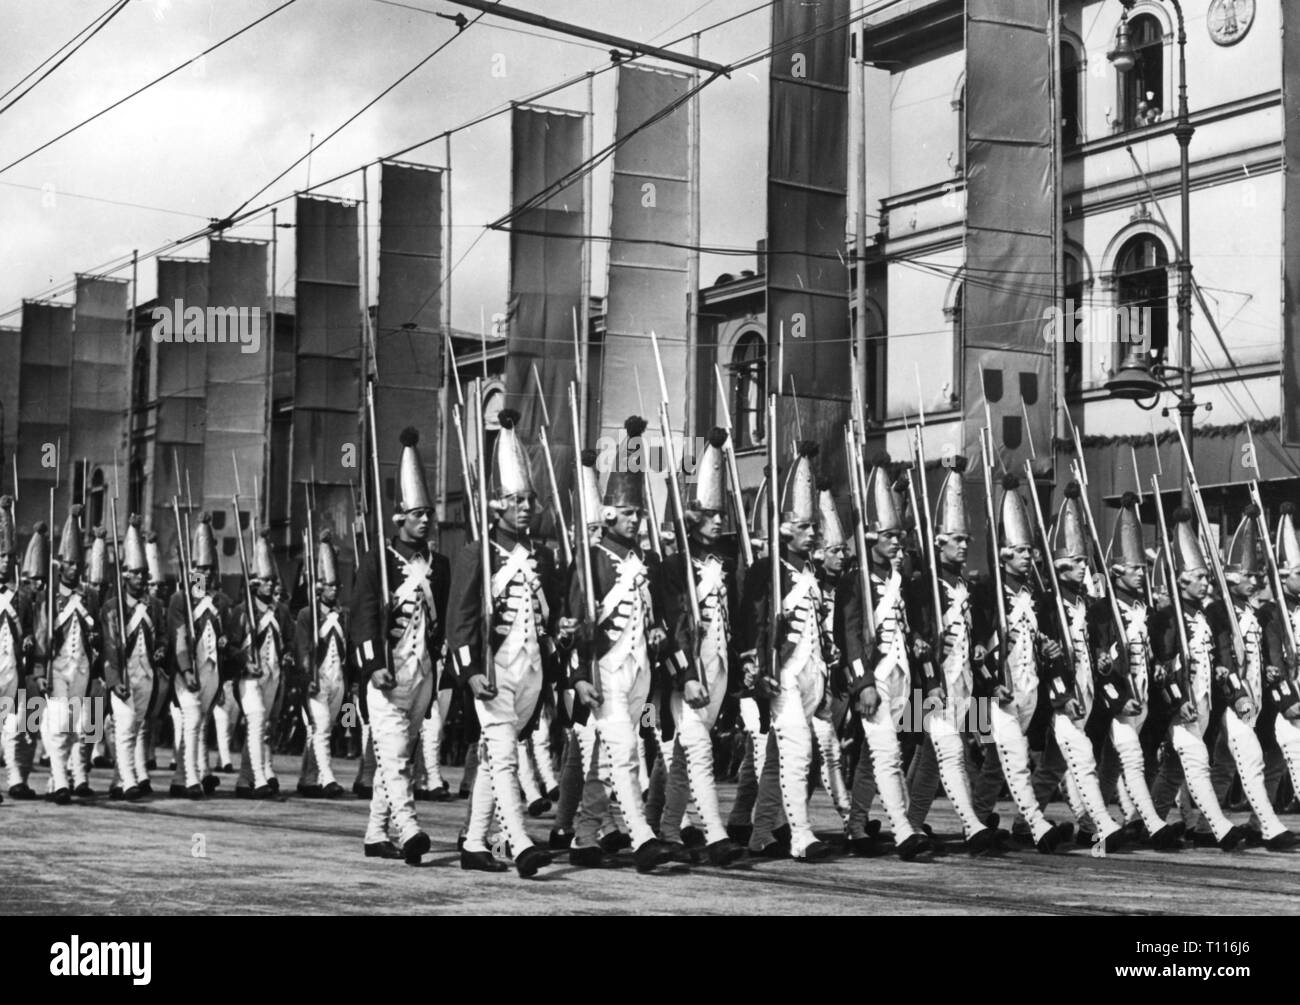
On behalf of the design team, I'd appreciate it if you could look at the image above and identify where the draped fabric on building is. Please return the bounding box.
[70,275,130,531]
[375,162,442,526]
[767,0,852,488]
[201,237,269,573]
[150,257,207,563]
[1283,7,1300,445]
[0,327,19,491]
[295,196,362,565]
[16,302,73,532]
[963,0,1059,564]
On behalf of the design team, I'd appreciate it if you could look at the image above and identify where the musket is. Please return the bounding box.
[979,428,1010,690]
[107,494,129,694]
[1171,423,1245,664]
[531,362,572,568]
[1068,459,1132,683]
[364,379,392,677]
[712,363,754,567]
[347,480,364,559]
[633,369,663,557]
[1151,476,1195,715]
[911,369,945,659]
[445,330,479,541]
[471,378,495,691]
[173,450,191,550]
[1022,460,1083,707]
[304,490,321,695]
[171,495,197,681]
[1248,481,1298,667]
[843,423,875,673]
[650,331,706,700]
[762,392,780,694]
[568,382,601,703]
[43,486,55,687]
[231,462,262,679]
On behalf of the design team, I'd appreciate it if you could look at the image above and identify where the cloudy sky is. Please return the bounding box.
[0,0,781,332]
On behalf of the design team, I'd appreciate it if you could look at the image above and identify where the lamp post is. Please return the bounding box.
[1106,0,1197,508]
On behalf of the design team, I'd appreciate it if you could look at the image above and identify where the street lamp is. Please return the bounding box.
[1106,0,1198,508]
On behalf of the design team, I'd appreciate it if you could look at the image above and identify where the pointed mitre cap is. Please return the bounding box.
[191,512,217,568]
[253,530,278,581]
[690,427,728,514]
[603,416,648,511]
[58,503,84,566]
[22,522,48,580]
[122,514,148,574]
[932,456,969,540]
[396,426,434,515]
[1277,501,1300,574]
[780,441,819,524]
[492,408,535,498]
[1225,504,1262,578]
[864,452,902,536]
[1109,492,1146,569]
[316,529,338,587]
[817,478,848,550]
[1050,482,1089,564]
[1171,507,1207,575]
[998,474,1034,551]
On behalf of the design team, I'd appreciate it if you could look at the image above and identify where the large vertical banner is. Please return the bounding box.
[70,275,131,529]
[375,162,442,527]
[0,326,18,489]
[1283,6,1300,444]
[505,104,585,445]
[963,0,1058,471]
[295,195,362,559]
[16,301,73,531]
[202,237,268,572]
[151,257,207,562]
[602,65,692,452]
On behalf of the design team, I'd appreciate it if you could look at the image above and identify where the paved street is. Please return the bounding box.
[3,752,1299,915]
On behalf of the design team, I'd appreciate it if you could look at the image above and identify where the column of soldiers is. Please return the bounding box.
[2,409,1298,871]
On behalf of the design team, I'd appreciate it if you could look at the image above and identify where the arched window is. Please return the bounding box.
[731,332,766,449]
[1115,234,1169,365]
[1120,14,1163,131]
[1061,43,1081,148]
[1063,253,1084,395]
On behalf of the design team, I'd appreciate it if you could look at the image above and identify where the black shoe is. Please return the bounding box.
[706,838,747,868]
[848,835,883,857]
[966,827,1001,856]
[1167,821,1187,841]
[1122,819,1147,843]
[527,797,552,818]
[169,784,188,798]
[429,784,451,802]
[253,785,275,800]
[1148,825,1183,851]
[1037,823,1070,854]
[1219,825,1248,852]
[1191,829,1219,848]
[145,759,157,771]
[1242,826,1266,848]
[109,785,125,801]
[725,823,752,846]
[634,838,677,874]
[457,786,471,800]
[73,783,96,799]
[680,825,707,849]
[267,777,279,794]
[981,812,1000,831]
[185,785,204,800]
[136,780,152,797]
[1101,830,1127,855]
[569,844,605,868]
[866,819,883,839]
[364,842,402,860]
[414,788,435,802]
[665,841,695,864]
[92,755,112,769]
[234,787,253,800]
[218,763,235,773]
[167,760,176,770]
[1052,821,1075,844]
[322,782,344,799]
[402,831,432,865]
[546,786,560,802]
[753,841,791,860]
[549,828,575,851]
[298,784,324,799]
[1011,825,1036,846]
[772,823,792,846]
[897,833,933,861]
[1265,830,1298,852]
[460,849,509,872]
[52,787,72,805]
[124,786,142,802]
[599,830,633,854]
[353,780,372,799]
[516,845,553,878]
[201,775,220,795]
[799,840,833,862]
[8,783,36,800]
[1075,828,1095,848]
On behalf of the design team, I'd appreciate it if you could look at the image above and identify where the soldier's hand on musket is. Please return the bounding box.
[1063,697,1084,721]
[371,667,396,691]
[856,684,880,718]
[556,616,578,644]
[213,684,225,707]
[911,637,933,663]
[389,603,413,641]
[684,679,708,709]
[153,647,167,666]
[1177,700,1198,724]
[1284,702,1300,721]
[307,678,320,698]
[993,683,1014,706]
[113,682,130,701]
[1039,636,1063,662]
[574,680,601,709]
[647,626,667,650]
[182,670,199,693]
[1121,697,1143,717]
[467,672,497,701]
[1233,696,1255,720]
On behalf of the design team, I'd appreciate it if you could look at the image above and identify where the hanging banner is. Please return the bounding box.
[1283,5,1300,445]
[505,104,585,447]
[601,65,692,454]
[201,237,268,570]
[70,275,131,529]
[15,301,73,532]
[767,0,852,426]
[375,161,442,521]
[0,326,18,490]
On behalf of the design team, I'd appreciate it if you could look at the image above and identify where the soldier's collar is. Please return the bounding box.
[391,535,431,560]
[492,525,530,550]
[601,531,639,559]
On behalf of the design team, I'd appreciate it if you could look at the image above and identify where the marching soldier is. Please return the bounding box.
[741,442,833,862]
[903,459,1000,853]
[101,515,168,801]
[969,475,1072,853]
[1,496,37,799]
[34,503,102,802]
[810,480,853,829]
[447,409,557,877]
[352,427,449,865]
[568,416,678,873]
[169,512,240,799]
[141,530,172,780]
[1148,509,1249,850]
[297,529,349,799]
[1098,493,1182,848]
[1266,502,1300,818]
[234,532,295,799]
[655,428,748,867]
[1036,483,1124,854]
[843,454,934,860]
[1190,506,1295,850]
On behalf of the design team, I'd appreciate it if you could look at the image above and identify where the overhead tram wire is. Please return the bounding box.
[0,0,130,117]
[0,0,124,104]
[0,0,300,178]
